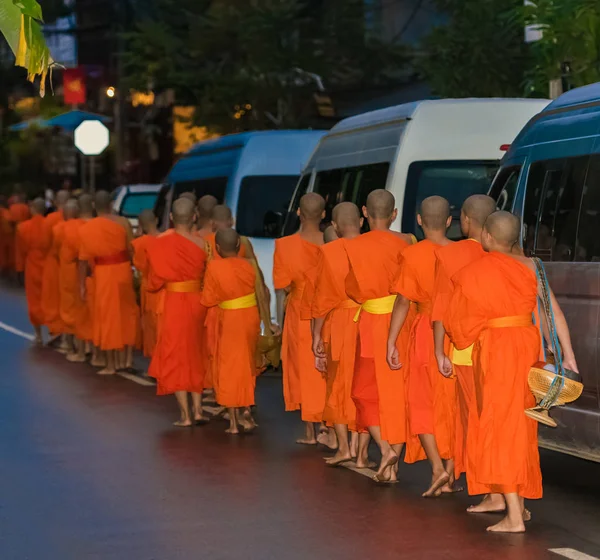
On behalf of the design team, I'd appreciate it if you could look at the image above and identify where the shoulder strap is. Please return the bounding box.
[409,233,417,245]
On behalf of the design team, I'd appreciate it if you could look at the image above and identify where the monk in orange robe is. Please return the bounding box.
[147,198,210,426]
[344,189,415,482]
[40,190,70,345]
[78,191,139,375]
[59,195,93,362]
[274,193,326,444]
[56,199,81,349]
[202,228,260,434]
[132,209,160,358]
[388,196,457,496]
[446,211,578,533]
[8,193,31,275]
[15,198,47,344]
[312,202,375,466]
[195,195,218,238]
[431,194,496,502]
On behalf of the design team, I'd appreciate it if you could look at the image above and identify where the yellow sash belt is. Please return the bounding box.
[451,344,474,366]
[487,314,532,329]
[166,280,202,293]
[354,294,396,322]
[219,292,257,310]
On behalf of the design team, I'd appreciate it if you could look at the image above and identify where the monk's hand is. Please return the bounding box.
[271,324,282,336]
[563,354,579,374]
[313,337,326,359]
[386,341,402,370]
[436,353,453,378]
[315,356,327,376]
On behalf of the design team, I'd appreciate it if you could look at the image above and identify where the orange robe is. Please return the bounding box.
[40,211,65,333]
[445,252,542,499]
[132,234,160,357]
[431,239,485,483]
[79,217,139,351]
[344,230,412,445]
[0,208,12,271]
[202,258,260,407]
[58,219,85,335]
[392,239,456,463]
[274,233,325,422]
[8,203,31,271]
[15,215,47,326]
[312,239,359,430]
[147,233,207,394]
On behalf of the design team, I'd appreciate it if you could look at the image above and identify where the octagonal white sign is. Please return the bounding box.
[74,120,110,155]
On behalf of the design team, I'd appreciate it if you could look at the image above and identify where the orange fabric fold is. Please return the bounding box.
[40,211,65,334]
[487,315,532,329]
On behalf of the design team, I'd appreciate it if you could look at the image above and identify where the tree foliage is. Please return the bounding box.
[418,0,529,98]
[124,0,409,132]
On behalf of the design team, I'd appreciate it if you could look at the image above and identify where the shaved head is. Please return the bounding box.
[462,195,497,227]
[211,204,233,229]
[419,196,450,230]
[179,191,197,204]
[172,197,196,226]
[299,193,325,222]
[215,227,240,255]
[94,190,112,214]
[55,189,70,208]
[63,198,79,220]
[323,225,339,243]
[366,189,395,220]
[138,209,157,234]
[332,202,361,228]
[31,197,46,215]
[483,211,521,248]
[197,195,218,225]
[78,193,94,216]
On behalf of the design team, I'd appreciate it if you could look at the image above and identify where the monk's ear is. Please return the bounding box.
[296,208,301,217]
[391,208,398,223]
[446,215,452,228]
[321,210,325,220]
[416,214,423,227]
[362,205,368,219]
[169,212,173,224]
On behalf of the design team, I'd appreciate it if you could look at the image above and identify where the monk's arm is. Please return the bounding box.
[312,316,326,358]
[386,295,410,369]
[244,238,271,305]
[433,321,453,377]
[547,287,578,373]
[275,289,288,328]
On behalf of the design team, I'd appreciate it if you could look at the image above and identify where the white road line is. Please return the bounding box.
[550,549,600,560]
[116,372,155,387]
[0,321,35,341]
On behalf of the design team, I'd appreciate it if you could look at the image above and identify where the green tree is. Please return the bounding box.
[419,0,529,98]
[524,0,600,96]
[124,0,409,132]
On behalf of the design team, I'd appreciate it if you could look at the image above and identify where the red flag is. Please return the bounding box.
[63,68,86,105]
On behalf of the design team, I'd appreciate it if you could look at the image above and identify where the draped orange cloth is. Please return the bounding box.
[7,203,31,271]
[445,252,542,499]
[312,239,358,430]
[40,211,65,334]
[9,203,30,223]
[274,233,325,422]
[58,218,85,334]
[15,215,47,326]
[132,234,160,357]
[432,238,485,484]
[392,239,456,463]
[344,230,412,445]
[147,232,207,394]
[202,258,260,407]
[79,217,139,351]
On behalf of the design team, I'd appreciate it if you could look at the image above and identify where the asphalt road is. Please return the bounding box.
[0,283,599,560]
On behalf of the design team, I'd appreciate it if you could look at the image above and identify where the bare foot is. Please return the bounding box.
[194,416,210,426]
[439,480,464,494]
[239,416,257,433]
[373,465,398,484]
[423,471,450,498]
[467,494,506,514]
[66,353,86,363]
[173,420,192,428]
[355,457,377,469]
[56,346,70,355]
[97,368,116,375]
[296,437,317,445]
[523,509,532,522]
[325,451,353,467]
[91,357,107,368]
[242,408,258,428]
[486,515,525,533]
[376,448,399,478]
[225,427,240,435]
[317,430,338,451]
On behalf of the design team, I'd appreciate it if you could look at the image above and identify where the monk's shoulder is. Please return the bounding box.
[275,233,298,251]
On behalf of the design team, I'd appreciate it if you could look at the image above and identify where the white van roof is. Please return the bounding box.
[328,98,549,136]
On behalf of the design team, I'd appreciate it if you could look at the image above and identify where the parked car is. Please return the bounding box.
[489,83,600,462]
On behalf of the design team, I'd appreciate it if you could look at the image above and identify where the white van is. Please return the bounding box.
[282,99,550,238]
[112,184,162,231]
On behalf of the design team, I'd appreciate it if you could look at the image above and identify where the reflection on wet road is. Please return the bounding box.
[1,284,599,560]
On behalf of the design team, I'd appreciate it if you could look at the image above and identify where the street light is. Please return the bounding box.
[106,86,116,98]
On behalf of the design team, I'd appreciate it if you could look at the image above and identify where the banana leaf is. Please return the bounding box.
[0,0,53,96]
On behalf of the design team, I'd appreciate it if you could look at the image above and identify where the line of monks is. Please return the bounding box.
[1,186,579,534]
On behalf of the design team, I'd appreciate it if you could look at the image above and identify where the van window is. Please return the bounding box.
[403,161,498,240]
[236,175,300,238]
[173,177,227,202]
[120,192,158,218]
[154,184,170,229]
[523,156,589,260]
[282,173,311,236]
[489,165,521,212]
[575,155,600,261]
[313,162,390,226]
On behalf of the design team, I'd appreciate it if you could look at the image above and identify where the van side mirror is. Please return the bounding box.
[264,210,285,237]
